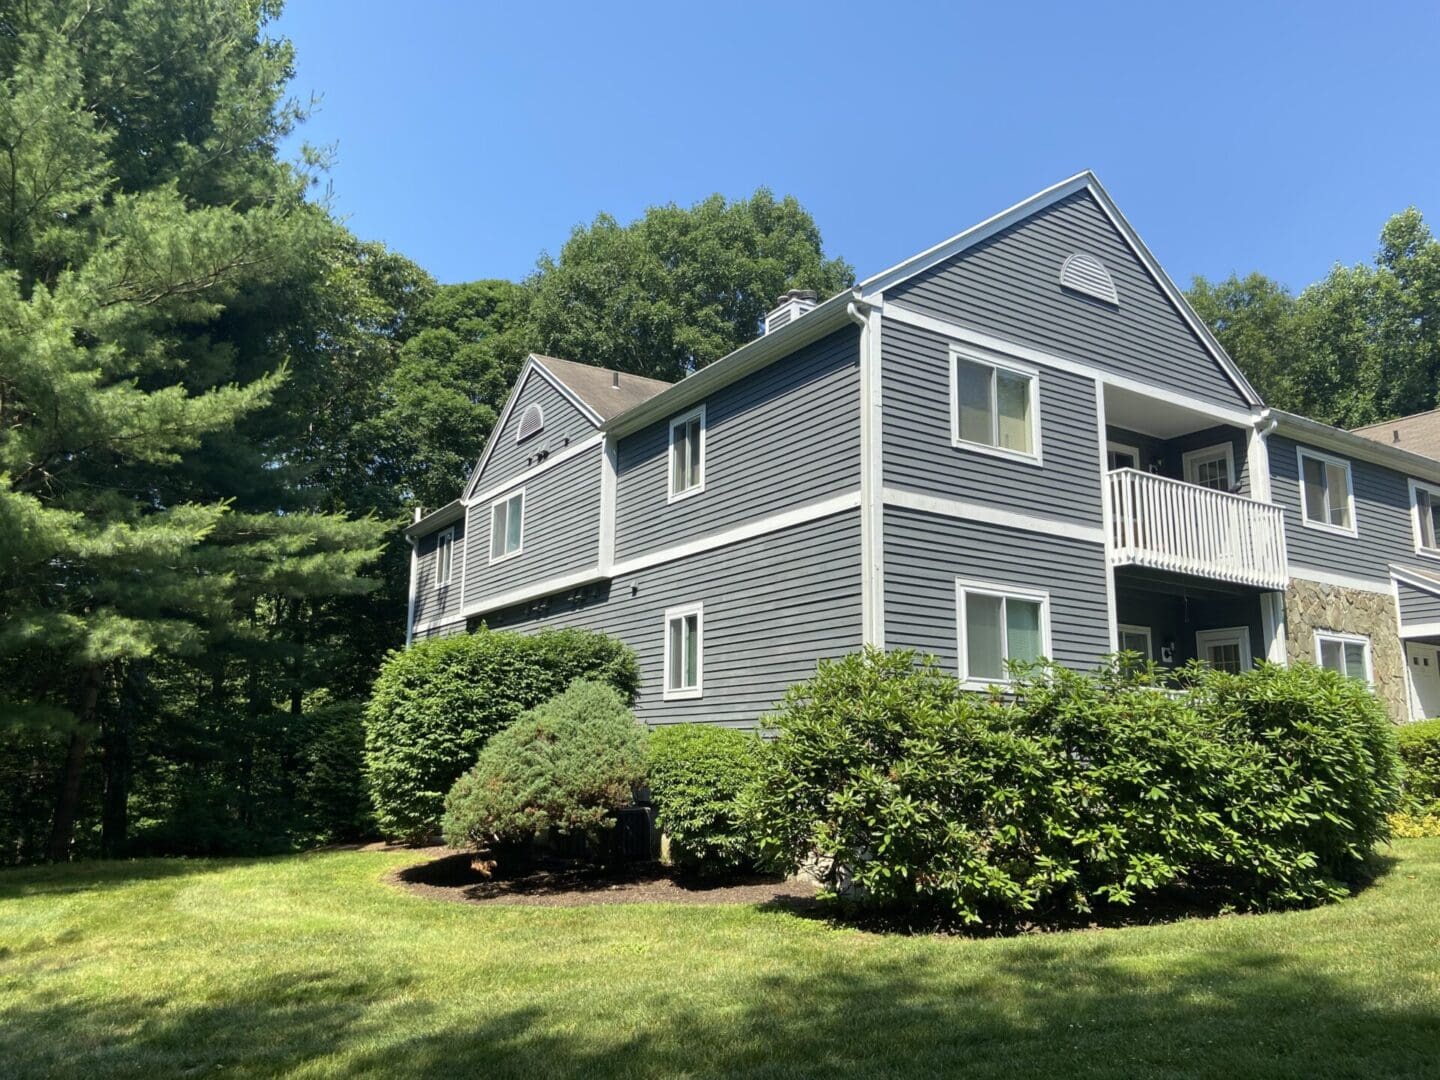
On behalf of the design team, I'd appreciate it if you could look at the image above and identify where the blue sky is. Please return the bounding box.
[275,1,1439,293]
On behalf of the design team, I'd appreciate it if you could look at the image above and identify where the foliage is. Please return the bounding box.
[441,681,646,848]
[752,650,1401,926]
[1392,718,1440,836]
[647,725,763,875]
[1189,208,1440,427]
[530,190,854,381]
[364,629,639,842]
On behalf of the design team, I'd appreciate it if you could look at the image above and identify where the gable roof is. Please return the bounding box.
[1353,408,1440,462]
[859,170,1263,408]
[531,354,671,421]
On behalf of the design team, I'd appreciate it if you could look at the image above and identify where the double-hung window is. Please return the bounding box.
[1183,443,1235,492]
[663,603,703,699]
[1411,480,1440,556]
[489,489,524,562]
[956,579,1050,686]
[951,346,1040,462]
[1297,448,1355,533]
[668,406,705,502]
[1315,631,1372,684]
[434,526,455,588]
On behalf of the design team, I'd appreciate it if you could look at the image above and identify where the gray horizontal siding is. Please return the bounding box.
[1398,579,1440,626]
[472,368,597,494]
[888,189,1250,410]
[883,506,1111,672]
[463,444,602,601]
[415,619,466,641]
[484,512,864,727]
[1270,435,1414,580]
[411,518,465,630]
[614,327,860,559]
[1106,424,1249,494]
[882,318,1102,527]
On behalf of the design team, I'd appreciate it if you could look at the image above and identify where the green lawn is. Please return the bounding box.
[3,844,1439,1079]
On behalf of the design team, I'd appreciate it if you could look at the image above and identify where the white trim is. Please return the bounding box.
[955,578,1053,689]
[667,404,707,503]
[662,602,704,700]
[465,432,604,508]
[487,488,526,565]
[1313,629,1375,684]
[434,526,456,588]
[949,343,1043,466]
[1106,440,1141,470]
[462,567,606,622]
[1273,408,1440,492]
[1182,442,1236,490]
[1407,477,1440,560]
[883,485,1106,545]
[1288,565,1393,594]
[611,491,861,578]
[1248,414,1274,503]
[882,302,1260,430]
[859,172,1260,407]
[1260,591,1288,665]
[1399,621,1440,640]
[1195,626,1252,672]
[598,436,617,572]
[1295,445,1357,537]
[855,302,886,648]
[1117,623,1152,659]
[404,535,419,647]
[1096,380,1119,651]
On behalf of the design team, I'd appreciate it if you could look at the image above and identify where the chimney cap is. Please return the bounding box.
[775,288,818,306]
[611,370,620,389]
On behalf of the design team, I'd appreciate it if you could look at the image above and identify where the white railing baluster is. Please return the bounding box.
[1103,468,1287,590]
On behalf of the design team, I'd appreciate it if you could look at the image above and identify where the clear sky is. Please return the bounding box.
[274,1,1439,293]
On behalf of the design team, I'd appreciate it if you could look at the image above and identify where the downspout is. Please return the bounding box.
[404,508,421,647]
[1249,408,1287,665]
[847,295,884,648]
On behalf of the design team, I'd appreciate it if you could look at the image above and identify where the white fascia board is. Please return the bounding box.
[529,357,606,427]
[405,499,465,540]
[1273,410,1440,489]
[1389,564,1440,596]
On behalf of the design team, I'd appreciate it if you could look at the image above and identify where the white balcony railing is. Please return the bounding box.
[1107,469,1288,590]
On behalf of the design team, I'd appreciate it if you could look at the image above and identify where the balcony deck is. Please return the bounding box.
[1107,469,1288,591]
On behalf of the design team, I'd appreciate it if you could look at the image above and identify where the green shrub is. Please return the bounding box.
[752,649,1402,927]
[364,628,639,842]
[441,680,647,850]
[1393,717,1440,836]
[648,724,763,875]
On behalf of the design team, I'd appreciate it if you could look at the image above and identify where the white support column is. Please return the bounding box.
[1247,410,1275,503]
[1095,378,1119,652]
[854,299,886,648]
[1260,590,1288,665]
[598,435,618,574]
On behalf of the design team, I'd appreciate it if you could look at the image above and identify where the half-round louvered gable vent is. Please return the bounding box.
[516,403,544,443]
[1059,253,1119,306]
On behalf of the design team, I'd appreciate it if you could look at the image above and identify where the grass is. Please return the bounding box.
[2,844,1439,1079]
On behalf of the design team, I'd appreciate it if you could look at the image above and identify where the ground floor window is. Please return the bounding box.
[1195,627,1251,674]
[1315,631,1372,683]
[956,579,1050,686]
[663,603,703,699]
[1117,623,1152,659]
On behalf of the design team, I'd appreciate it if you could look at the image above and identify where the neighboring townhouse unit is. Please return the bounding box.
[405,171,1440,726]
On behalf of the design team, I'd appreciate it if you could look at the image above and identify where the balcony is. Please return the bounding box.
[1107,469,1288,590]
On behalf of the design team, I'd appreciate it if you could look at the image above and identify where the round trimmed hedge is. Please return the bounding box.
[648,724,763,875]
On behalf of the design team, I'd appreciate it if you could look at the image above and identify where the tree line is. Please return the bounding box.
[1,0,1434,865]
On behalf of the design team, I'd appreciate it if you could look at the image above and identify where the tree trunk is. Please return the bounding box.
[101,663,143,858]
[48,664,104,862]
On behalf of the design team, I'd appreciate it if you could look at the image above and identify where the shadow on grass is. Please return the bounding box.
[4,937,1437,1078]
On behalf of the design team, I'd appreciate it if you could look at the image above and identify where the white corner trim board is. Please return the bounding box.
[883,486,1107,546]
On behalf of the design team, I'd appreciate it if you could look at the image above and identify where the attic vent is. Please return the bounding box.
[516,403,544,443]
[1059,253,1119,305]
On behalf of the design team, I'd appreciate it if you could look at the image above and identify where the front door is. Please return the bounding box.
[1406,642,1440,719]
[1196,627,1251,674]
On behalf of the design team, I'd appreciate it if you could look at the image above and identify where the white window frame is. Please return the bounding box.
[1117,623,1152,659]
[434,526,455,589]
[1314,630,1374,685]
[488,488,525,565]
[1195,627,1252,672]
[949,344,1043,466]
[1106,441,1142,472]
[662,602,704,700]
[1408,478,1440,559]
[955,578,1052,689]
[1182,442,1236,490]
[667,405,707,504]
[1296,446,1357,536]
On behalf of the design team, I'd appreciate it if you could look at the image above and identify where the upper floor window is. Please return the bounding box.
[950,346,1040,463]
[1411,479,1440,556]
[1183,443,1235,492]
[956,579,1049,687]
[669,405,705,502]
[1315,631,1372,683]
[489,489,524,563]
[663,602,703,699]
[434,526,455,587]
[1297,448,1355,534]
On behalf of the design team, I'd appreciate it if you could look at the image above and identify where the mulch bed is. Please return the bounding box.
[386,848,822,909]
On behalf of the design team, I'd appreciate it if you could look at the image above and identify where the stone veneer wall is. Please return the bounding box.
[1284,578,1407,720]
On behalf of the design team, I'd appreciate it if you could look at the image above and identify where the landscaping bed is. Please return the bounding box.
[389,848,819,908]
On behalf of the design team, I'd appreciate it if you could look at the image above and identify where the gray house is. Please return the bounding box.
[405,172,1440,725]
